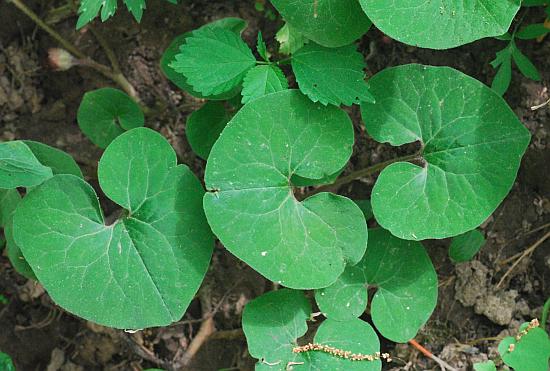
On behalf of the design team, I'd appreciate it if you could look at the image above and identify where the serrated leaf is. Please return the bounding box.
[473,361,497,371]
[449,229,485,263]
[186,101,231,160]
[160,18,247,100]
[315,228,437,342]
[77,88,144,149]
[171,27,256,96]
[0,141,52,189]
[511,44,541,81]
[243,289,311,367]
[498,323,550,371]
[13,128,213,329]
[361,64,531,240]
[360,0,521,49]
[292,43,374,106]
[257,31,269,61]
[276,23,308,55]
[241,65,288,104]
[203,90,367,289]
[270,0,372,48]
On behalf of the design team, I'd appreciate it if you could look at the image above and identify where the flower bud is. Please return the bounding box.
[47,48,76,71]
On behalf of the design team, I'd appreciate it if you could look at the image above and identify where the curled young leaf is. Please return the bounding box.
[362,64,530,240]
[203,90,367,289]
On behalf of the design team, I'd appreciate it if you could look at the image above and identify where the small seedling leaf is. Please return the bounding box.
[186,101,231,160]
[276,23,308,55]
[204,90,367,289]
[270,0,372,48]
[0,352,15,371]
[13,128,213,329]
[359,0,521,49]
[77,88,144,149]
[449,229,485,263]
[498,323,550,371]
[171,27,256,96]
[257,31,269,61]
[511,44,541,81]
[292,43,375,106]
[361,64,530,240]
[0,141,52,189]
[473,361,497,371]
[241,65,288,104]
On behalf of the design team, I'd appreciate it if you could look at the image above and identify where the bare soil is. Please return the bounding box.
[0,1,549,370]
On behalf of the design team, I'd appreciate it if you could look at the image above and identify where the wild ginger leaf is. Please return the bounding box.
[291,43,374,106]
[270,0,372,48]
[242,289,311,368]
[186,101,231,160]
[315,228,437,342]
[241,65,288,104]
[361,64,530,240]
[0,141,52,189]
[498,323,550,371]
[276,23,308,55]
[77,88,144,149]
[203,90,367,289]
[359,0,521,49]
[449,229,485,263]
[171,27,256,96]
[160,18,247,100]
[13,128,213,329]
[23,141,83,178]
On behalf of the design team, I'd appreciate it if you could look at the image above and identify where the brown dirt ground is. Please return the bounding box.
[0,1,549,370]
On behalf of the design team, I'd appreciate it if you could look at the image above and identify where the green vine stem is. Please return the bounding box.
[7,0,138,100]
[542,297,550,331]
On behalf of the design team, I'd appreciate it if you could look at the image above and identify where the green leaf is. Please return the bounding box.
[23,141,83,178]
[241,65,288,104]
[271,0,372,48]
[0,189,20,228]
[0,352,15,371]
[498,323,550,371]
[186,101,231,160]
[473,361,497,371]
[13,128,213,329]
[160,18,247,100]
[243,289,311,367]
[171,27,256,96]
[361,64,531,240]
[257,31,269,62]
[203,90,367,289]
[511,44,541,81]
[276,23,308,55]
[315,228,437,342]
[0,141,52,189]
[354,199,373,221]
[449,229,485,263]
[492,53,513,96]
[290,167,343,187]
[360,0,521,49]
[292,43,375,106]
[77,88,144,149]
[516,23,550,39]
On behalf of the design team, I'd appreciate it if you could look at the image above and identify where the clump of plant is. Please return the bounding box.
[2,0,548,370]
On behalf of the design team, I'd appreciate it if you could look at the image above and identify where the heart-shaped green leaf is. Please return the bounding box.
[292,43,374,106]
[160,18,247,100]
[315,228,437,343]
[171,27,256,96]
[77,88,144,149]
[361,64,530,240]
[498,323,550,371]
[359,0,521,49]
[449,229,485,263]
[241,65,288,104]
[203,90,367,289]
[270,0,372,48]
[186,101,231,160]
[0,141,52,188]
[243,289,311,368]
[13,128,213,329]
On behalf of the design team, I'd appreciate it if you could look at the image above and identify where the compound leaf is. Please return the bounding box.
[276,23,308,55]
[243,289,311,368]
[13,128,213,329]
[171,27,256,96]
[0,141,52,189]
[241,65,288,104]
[186,101,231,160]
[511,44,541,81]
[204,90,367,289]
[498,323,550,371]
[449,229,485,263]
[160,18,247,100]
[361,64,530,240]
[77,88,144,149]
[292,43,374,106]
[270,0,372,48]
[359,0,521,49]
